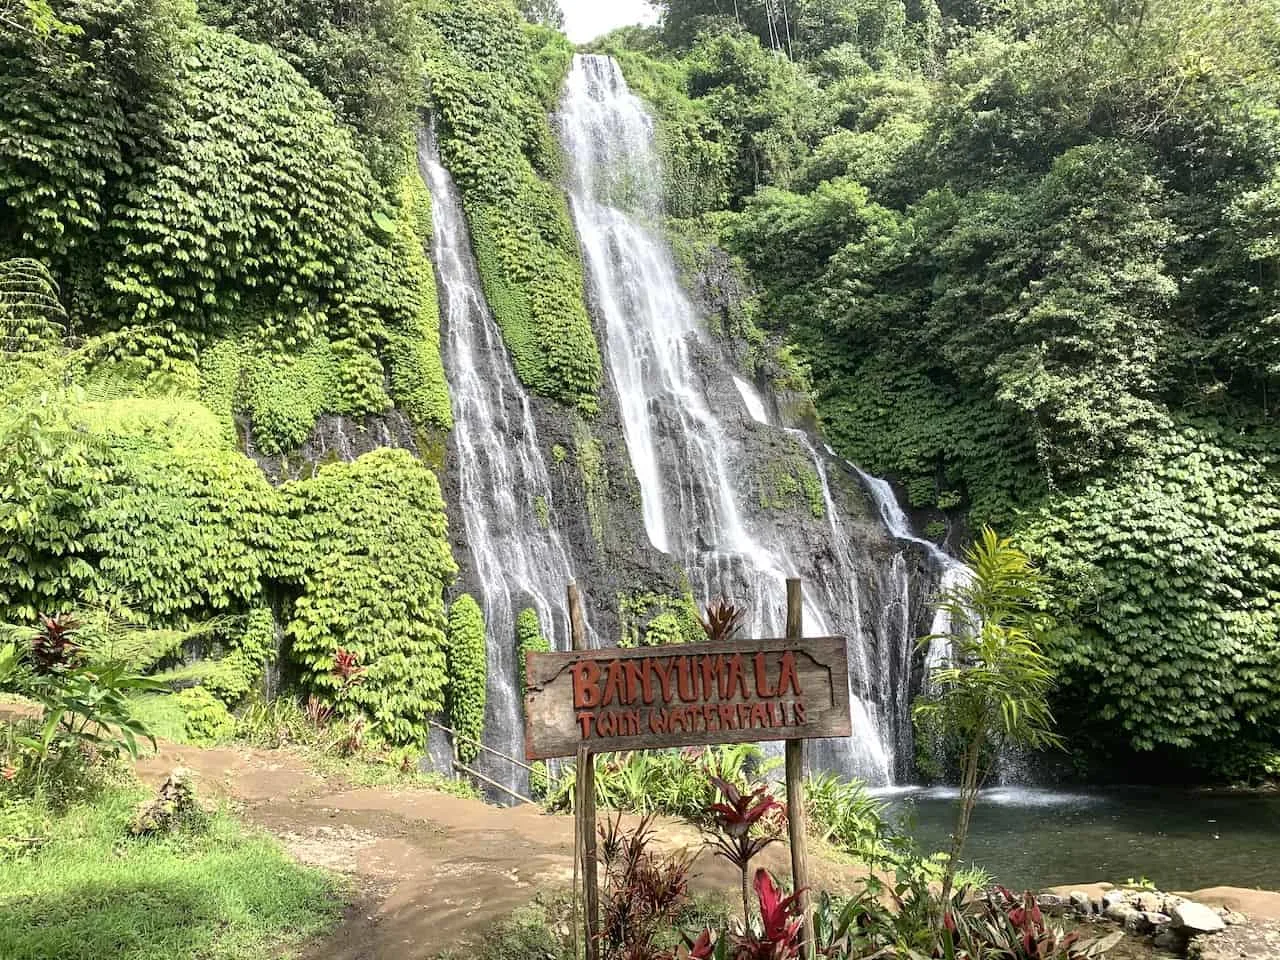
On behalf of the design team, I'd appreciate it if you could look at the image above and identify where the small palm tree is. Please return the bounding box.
[914,526,1062,913]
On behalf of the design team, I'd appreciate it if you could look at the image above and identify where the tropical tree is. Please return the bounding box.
[914,527,1061,913]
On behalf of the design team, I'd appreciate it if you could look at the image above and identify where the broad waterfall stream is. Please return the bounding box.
[558,54,949,784]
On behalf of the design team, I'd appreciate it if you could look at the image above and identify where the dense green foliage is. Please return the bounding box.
[0,0,451,448]
[1,0,461,750]
[445,593,487,761]
[282,449,457,745]
[423,0,602,412]
[200,0,425,184]
[1,339,457,745]
[613,0,1280,778]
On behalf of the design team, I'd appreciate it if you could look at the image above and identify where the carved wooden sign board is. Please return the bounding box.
[523,636,852,760]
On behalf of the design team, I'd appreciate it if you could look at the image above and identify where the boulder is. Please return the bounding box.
[1125,912,1152,934]
[1172,901,1227,934]
[1136,892,1164,914]
[1152,929,1185,952]
[1070,891,1093,914]
[1106,902,1137,924]
[1103,890,1129,910]
[1037,894,1069,916]
[1126,911,1171,935]
[1223,910,1249,926]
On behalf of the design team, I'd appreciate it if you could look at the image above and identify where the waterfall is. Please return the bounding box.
[559,54,926,784]
[845,455,973,669]
[420,130,591,796]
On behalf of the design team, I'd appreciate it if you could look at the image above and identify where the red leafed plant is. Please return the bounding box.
[979,887,1121,960]
[705,775,785,923]
[740,868,805,960]
[699,598,747,643]
[307,649,365,731]
[30,614,81,674]
[682,870,804,960]
[597,812,693,960]
[331,648,365,687]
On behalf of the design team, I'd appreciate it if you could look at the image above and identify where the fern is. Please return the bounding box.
[0,258,67,352]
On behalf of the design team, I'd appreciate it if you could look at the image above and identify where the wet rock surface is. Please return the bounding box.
[1044,884,1280,959]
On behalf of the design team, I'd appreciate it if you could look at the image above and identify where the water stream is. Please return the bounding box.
[559,54,938,784]
[421,129,591,794]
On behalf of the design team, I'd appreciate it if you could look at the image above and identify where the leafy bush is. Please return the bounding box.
[546,744,773,818]
[515,607,549,698]
[445,593,487,762]
[280,449,457,746]
[175,687,235,745]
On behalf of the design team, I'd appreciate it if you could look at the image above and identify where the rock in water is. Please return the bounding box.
[1173,902,1227,934]
[1070,891,1092,914]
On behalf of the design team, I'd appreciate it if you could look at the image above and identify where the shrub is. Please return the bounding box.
[515,607,549,698]
[280,449,457,746]
[446,594,487,762]
[175,687,235,746]
[597,812,694,960]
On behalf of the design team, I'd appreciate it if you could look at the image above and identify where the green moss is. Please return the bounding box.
[415,425,450,476]
[551,443,567,463]
[759,457,825,520]
[572,419,608,544]
[533,494,550,529]
[446,594,487,762]
[386,166,453,431]
[618,591,703,648]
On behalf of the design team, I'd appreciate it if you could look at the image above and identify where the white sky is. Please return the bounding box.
[561,0,659,43]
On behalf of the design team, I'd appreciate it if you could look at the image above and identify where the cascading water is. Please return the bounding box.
[846,458,973,671]
[558,54,931,784]
[420,130,591,795]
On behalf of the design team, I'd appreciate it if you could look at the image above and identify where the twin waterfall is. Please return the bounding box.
[425,55,957,794]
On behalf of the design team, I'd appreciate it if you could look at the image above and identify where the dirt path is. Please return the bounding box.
[135,743,870,958]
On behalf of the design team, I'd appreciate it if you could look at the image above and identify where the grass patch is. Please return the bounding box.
[0,786,343,960]
[127,693,191,743]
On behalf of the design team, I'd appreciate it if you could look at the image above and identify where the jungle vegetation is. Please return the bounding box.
[3,0,1279,782]
[598,0,1280,781]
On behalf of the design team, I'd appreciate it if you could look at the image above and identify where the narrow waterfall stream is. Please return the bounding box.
[420,130,589,795]
[558,54,940,784]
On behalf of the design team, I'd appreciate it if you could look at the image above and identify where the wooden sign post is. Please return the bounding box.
[532,580,850,958]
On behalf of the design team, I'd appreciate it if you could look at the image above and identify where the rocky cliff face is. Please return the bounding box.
[236,61,948,791]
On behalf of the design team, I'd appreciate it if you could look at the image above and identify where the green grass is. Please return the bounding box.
[0,787,343,960]
[127,693,191,743]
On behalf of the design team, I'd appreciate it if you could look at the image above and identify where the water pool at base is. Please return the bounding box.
[870,785,1280,891]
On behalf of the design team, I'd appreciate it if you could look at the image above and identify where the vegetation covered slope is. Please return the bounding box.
[599,0,1280,779]
[0,0,478,747]
[423,0,603,412]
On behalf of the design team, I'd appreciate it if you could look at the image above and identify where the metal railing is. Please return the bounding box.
[428,719,536,805]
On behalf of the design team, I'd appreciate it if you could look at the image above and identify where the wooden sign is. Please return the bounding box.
[523,635,851,760]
